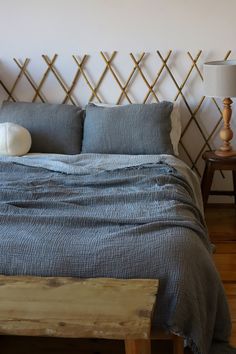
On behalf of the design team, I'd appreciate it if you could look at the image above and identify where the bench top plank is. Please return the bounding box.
[0,276,158,340]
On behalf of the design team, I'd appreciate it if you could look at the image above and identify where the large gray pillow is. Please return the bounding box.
[82,102,174,155]
[0,101,83,154]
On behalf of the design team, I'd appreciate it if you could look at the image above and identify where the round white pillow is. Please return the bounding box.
[0,122,32,156]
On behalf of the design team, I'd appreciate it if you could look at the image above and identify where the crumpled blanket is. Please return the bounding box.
[0,153,235,354]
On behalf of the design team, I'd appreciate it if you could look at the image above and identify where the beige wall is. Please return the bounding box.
[0,0,236,55]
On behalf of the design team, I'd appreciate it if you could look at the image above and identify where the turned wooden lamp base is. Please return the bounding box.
[215,97,236,157]
[215,149,236,157]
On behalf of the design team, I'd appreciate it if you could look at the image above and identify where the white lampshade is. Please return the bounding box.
[203,60,236,98]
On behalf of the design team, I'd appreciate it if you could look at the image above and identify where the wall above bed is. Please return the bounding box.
[0,0,236,54]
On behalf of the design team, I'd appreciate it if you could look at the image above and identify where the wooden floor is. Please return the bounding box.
[1,204,235,354]
[205,204,236,346]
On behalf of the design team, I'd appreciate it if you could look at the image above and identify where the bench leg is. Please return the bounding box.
[125,339,151,354]
[173,335,184,354]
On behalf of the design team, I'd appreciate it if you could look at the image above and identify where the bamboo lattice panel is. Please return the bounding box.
[0,50,236,179]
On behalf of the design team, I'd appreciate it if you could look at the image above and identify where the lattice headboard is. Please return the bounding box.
[0,50,235,181]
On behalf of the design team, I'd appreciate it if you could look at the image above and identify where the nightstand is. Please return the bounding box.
[201,151,236,206]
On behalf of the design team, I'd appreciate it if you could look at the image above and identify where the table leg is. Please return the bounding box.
[125,339,151,354]
[201,162,214,206]
[173,335,184,354]
[233,170,236,204]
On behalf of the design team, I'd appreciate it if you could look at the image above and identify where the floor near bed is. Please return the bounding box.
[206,204,236,347]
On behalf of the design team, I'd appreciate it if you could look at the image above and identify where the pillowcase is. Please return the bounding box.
[82,102,174,155]
[0,101,84,154]
[91,101,181,155]
[0,122,32,156]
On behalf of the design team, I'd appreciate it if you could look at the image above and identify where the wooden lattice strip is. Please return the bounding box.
[100,52,133,103]
[172,51,203,176]
[61,55,88,104]
[156,51,192,113]
[89,52,117,103]
[116,52,146,104]
[174,51,202,102]
[31,54,58,103]
[179,140,201,176]
[177,140,202,177]
[130,53,159,103]
[156,51,205,175]
[42,55,78,106]
[178,51,213,160]
[195,119,222,157]
[14,59,46,103]
[157,51,195,115]
[143,51,172,104]
[190,96,221,165]
[157,51,207,141]
[5,59,30,102]
[0,78,16,101]
[72,55,103,104]
[181,59,204,139]
[187,52,203,81]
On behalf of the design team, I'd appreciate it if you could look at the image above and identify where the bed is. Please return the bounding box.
[0,100,234,354]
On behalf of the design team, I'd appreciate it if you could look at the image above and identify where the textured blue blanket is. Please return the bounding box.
[0,154,234,354]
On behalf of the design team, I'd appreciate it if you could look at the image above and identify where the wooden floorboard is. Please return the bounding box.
[205,204,236,242]
[205,204,236,346]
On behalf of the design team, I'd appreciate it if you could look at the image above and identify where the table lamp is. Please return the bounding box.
[203,60,236,157]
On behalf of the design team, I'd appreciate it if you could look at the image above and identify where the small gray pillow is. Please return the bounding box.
[82,102,174,155]
[0,101,83,154]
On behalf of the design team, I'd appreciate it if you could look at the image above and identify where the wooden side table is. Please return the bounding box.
[201,151,236,206]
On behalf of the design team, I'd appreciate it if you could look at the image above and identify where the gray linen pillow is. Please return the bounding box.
[82,102,174,155]
[0,101,83,154]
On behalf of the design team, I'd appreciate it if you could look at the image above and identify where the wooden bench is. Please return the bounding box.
[0,276,184,354]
